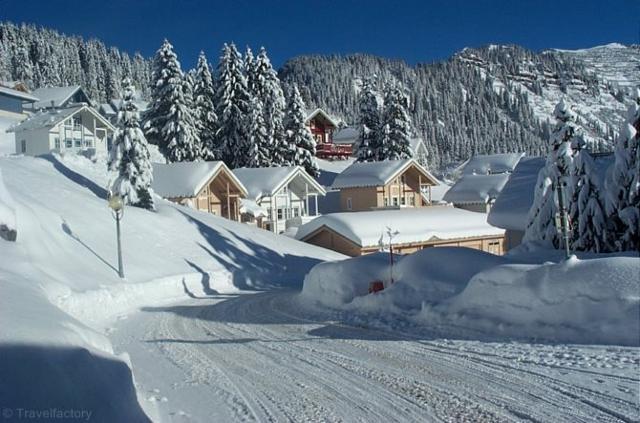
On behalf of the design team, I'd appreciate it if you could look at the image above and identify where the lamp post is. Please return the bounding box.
[385,226,399,285]
[108,193,125,278]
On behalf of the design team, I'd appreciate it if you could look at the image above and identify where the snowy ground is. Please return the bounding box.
[111,290,640,422]
[1,153,638,422]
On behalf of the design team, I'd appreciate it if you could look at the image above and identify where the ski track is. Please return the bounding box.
[111,290,640,423]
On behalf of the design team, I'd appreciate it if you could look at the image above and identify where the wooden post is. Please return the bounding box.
[305,183,309,216]
[226,181,231,219]
[418,174,422,206]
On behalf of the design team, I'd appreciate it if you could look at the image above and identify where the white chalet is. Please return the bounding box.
[232,166,326,234]
[8,105,115,156]
[26,86,93,110]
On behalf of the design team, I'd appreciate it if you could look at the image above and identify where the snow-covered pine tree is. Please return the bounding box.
[143,39,184,156]
[244,47,256,96]
[251,47,287,165]
[164,71,201,162]
[246,97,271,168]
[524,99,577,247]
[570,143,607,252]
[108,78,154,210]
[379,83,413,160]
[285,84,319,176]
[193,51,218,160]
[214,43,251,168]
[605,87,640,251]
[356,77,381,162]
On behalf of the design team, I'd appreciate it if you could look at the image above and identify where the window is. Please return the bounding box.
[384,198,388,207]
[84,136,94,147]
[409,196,415,206]
[65,138,73,148]
[64,119,73,128]
[293,207,299,217]
[401,196,406,206]
[20,140,26,153]
[73,116,82,130]
[54,138,60,149]
[277,208,283,220]
[74,138,82,148]
[393,197,399,206]
[346,197,353,210]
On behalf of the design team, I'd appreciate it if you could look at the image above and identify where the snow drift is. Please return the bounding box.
[427,255,640,345]
[0,154,343,421]
[301,247,640,345]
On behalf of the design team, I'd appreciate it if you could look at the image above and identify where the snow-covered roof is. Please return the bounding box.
[30,86,88,109]
[0,85,39,102]
[239,198,268,218]
[333,127,358,144]
[332,159,438,189]
[304,108,339,128]
[296,206,504,248]
[462,153,524,175]
[442,174,510,204]
[152,161,248,198]
[8,105,114,132]
[487,154,613,231]
[99,103,116,116]
[233,166,326,201]
[487,157,545,231]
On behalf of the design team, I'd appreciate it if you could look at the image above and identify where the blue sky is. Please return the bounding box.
[1,0,637,69]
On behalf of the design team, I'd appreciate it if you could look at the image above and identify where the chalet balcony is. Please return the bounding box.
[316,142,352,159]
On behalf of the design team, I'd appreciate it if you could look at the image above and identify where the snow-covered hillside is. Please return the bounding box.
[0,154,342,421]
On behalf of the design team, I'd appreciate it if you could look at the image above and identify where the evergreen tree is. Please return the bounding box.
[244,47,257,96]
[164,71,201,162]
[379,83,413,160]
[143,39,185,156]
[605,87,640,251]
[285,84,319,176]
[246,97,271,168]
[193,51,218,160]
[570,144,607,252]
[251,47,287,165]
[524,99,577,247]
[214,43,251,168]
[108,78,154,210]
[356,77,381,162]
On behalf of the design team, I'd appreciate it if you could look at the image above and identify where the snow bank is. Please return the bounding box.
[302,248,508,308]
[302,246,639,345]
[301,253,393,306]
[0,154,344,419]
[425,256,640,345]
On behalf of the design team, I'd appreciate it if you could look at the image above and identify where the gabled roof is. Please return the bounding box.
[152,161,248,199]
[333,126,358,144]
[304,108,339,128]
[99,103,117,116]
[487,154,613,231]
[30,86,90,109]
[0,85,39,102]
[409,137,426,152]
[331,159,438,189]
[232,166,326,201]
[296,206,504,248]
[462,153,525,175]
[442,173,510,205]
[8,105,115,132]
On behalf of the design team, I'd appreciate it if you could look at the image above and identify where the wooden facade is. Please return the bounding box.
[338,163,437,212]
[162,166,246,221]
[302,226,506,257]
[305,108,351,159]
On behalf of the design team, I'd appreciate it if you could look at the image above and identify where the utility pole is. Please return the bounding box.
[556,177,571,260]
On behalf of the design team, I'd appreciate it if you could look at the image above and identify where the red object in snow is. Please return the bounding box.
[368,281,385,294]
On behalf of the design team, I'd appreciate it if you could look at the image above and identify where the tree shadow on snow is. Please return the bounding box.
[175,209,325,291]
[40,154,109,200]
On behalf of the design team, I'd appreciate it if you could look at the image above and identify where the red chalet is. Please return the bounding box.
[304,108,351,159]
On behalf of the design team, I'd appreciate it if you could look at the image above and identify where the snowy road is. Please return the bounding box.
[110,290,640,423]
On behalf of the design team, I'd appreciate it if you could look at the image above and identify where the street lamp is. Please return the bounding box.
[108,193,125,278]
